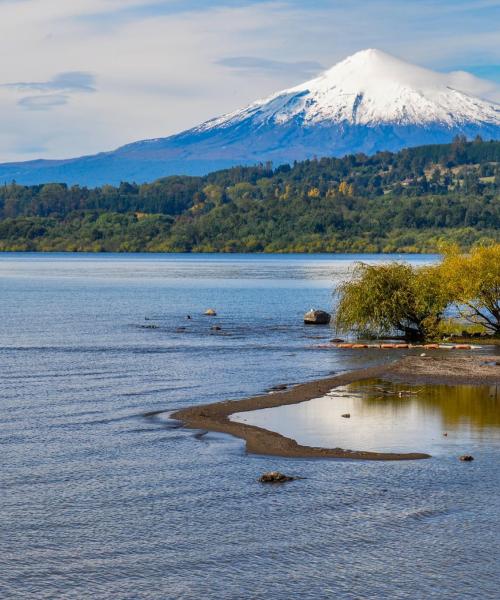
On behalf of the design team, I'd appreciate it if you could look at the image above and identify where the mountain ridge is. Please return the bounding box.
[1,49,500,186]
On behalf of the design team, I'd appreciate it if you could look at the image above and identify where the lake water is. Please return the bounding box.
[1,253,499,599]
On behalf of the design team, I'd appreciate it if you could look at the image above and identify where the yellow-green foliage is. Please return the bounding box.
[333,262,449,340]
[440,243,500,334]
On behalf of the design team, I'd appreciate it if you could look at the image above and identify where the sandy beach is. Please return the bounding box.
[171,355,500,461]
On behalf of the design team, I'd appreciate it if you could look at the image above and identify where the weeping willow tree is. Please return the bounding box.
[440,244,500,335]
[333,262,449,341]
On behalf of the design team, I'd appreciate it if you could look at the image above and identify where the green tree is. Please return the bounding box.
[333,262,449,340]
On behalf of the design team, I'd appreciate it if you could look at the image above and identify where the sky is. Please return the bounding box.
[0,0,499,162]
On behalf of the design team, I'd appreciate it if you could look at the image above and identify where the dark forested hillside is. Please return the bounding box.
[1,137,499,252]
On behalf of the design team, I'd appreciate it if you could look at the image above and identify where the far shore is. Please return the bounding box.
[171,355,500,461]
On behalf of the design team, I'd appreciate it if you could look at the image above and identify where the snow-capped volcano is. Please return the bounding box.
[1,49,500,186]
[200,49,500,130]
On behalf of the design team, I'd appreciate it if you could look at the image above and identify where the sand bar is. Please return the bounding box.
[171,355,500,461]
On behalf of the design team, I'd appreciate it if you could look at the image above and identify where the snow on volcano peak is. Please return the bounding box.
[199,49,500,131]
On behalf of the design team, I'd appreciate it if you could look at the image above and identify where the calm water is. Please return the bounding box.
[232,380,500,454]
[1,253,499,600]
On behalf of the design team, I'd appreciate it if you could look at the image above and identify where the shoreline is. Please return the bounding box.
[171,355,500,461]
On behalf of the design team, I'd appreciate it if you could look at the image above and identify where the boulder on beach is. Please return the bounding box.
[304,309,331,325]
[204,308,217,316]
[341,413,351,418]
[259,471,295,483]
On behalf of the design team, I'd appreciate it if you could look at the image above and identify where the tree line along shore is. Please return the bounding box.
[0,137,499,252]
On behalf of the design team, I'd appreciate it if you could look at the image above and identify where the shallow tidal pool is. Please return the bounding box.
[231,379,500,455]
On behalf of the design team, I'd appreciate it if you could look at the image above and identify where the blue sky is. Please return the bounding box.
[0,0,499,161]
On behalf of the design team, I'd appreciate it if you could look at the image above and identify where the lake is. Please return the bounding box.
[1,253,499,599]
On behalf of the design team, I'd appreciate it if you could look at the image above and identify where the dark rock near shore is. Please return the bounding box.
[304,309,331,325]
[268,384,288,392]
[459,455,474,461]
[341,413,351,418]
[259,471,295,483]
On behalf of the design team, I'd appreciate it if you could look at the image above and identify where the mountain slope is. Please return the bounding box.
[2,49,500,186]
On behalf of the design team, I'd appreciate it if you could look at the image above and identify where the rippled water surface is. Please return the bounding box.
[1,253,499,600]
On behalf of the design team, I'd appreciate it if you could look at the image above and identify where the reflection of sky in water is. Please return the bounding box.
[232,380,500,455]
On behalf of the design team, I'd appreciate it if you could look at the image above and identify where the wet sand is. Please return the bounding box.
[171,355,500,461]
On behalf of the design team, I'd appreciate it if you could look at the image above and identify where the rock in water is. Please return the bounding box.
[459,455,474,462]
[259,471,295,483]
[304,309,331,325]
[204,308,217,316]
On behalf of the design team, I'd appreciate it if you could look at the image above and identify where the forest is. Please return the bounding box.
[0,136,499,252]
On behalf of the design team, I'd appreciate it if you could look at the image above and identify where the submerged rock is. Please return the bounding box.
[304,309,331,325]
[259,471,295,483]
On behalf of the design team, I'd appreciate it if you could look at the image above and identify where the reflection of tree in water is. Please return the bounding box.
[342,379,500,429]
